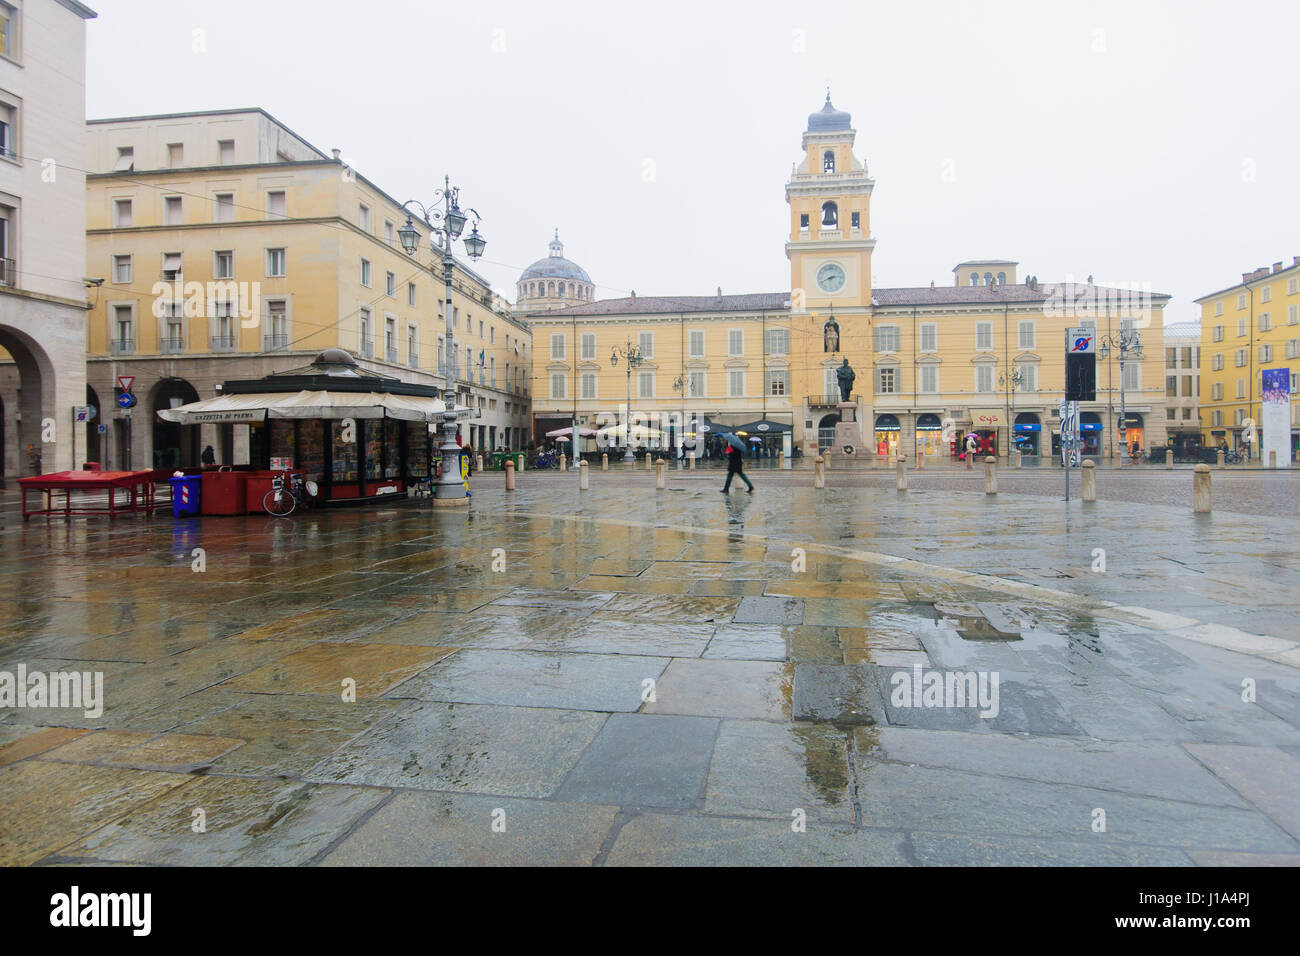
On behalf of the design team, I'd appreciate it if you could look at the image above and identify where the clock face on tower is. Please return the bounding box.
[816,262,846,294]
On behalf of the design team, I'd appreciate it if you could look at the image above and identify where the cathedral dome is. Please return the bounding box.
[519,231,591,284]
[517,231,595,306]
[808,93,852,132]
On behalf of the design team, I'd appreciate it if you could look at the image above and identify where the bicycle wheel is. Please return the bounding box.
[263,487,296,517]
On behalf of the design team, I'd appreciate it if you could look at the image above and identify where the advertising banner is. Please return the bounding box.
[1261,369,1291,468]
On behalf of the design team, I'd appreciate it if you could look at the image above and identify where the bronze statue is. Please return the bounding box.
[823,316,840,353]
[835,358,855,402]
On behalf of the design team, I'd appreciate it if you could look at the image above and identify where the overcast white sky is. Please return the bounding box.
[85,0,1300,324]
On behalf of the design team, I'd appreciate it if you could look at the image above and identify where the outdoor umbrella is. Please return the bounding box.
[734,419,791,434]
[716,432,748,453]
[545,425,597,438]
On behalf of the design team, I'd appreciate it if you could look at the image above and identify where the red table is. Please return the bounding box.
[17,470,158,520]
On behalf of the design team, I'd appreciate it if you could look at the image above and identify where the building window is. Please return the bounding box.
[1167,407,1177,421]
[1235,348,1247,367]
[550,333,566,360]
[1182,375,1193,396]
[997,272,1006,285]
[167,143,182,167]
[1261,285,1272,303]
[360,259,371,287]
[161,252,182,282]
[1212,325,1224,342]
[407,325,419,367]
[638,370,655,398]
[113,255,132,284]
[688,371,706,397]
[385,271,396,296]
[850,212,860,230]
[919,323,937,352]
[970,273,979,286]
[218,140,235,165]
[359,204,370,231]
[689,329,705,357]
[114,147,134,172]
[1017,320,1035,349]
[385,316,397,362]
[1183,408,1193,420]
[873,325,899,352]
[1290,305,1299,325]
[800,214,809,231]
[975,322,993,350]
[728,329,744,356]
[976,365,994,393]
[1236,379,1247,399]
[1260,312,1272,331]
[213,250,233,279]
[1260,343,1273,363]
[111,305,133,354]
[384,220,394,245]
[1122,363,1140,391]
[0,3,15,59]
[265,300,288,349]
[1166,347,1178,368]
[163,196,182,226]
[114,199,133,227]
[765,327,790,355]
[1286,339,1300,360]
[1212,410,1222,426]
[1017,363,1037,392]
[214,192,234,223]
[1166,375,1178,397]
[1237,318,1248,336]
[0,101,15,160]
[266,190,286,218]
[728,370,745,396]
[550,372,567,399]
[638,331,654,358]
[1215,300,1223,316]
[408,283,416,307]
[580,332,596,361]
[766,369,790,396]
[1237,293,1247,310]
[876,367,896,394]
[1211,383,1222,401]
[919,365,938,393]
[266,248,286,278]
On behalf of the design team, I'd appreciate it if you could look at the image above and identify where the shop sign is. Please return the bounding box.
[969,409,1005,428]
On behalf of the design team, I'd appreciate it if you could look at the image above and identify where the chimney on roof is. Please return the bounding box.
[930,280,935,290]
[1274,261,1284,273]
[630,290,636,303]
[331,148,341,161]
[1087,275,1094,285]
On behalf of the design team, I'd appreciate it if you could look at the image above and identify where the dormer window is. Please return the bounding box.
[823,150,835,173]
[984,272,994,286]
[821,201,838,227]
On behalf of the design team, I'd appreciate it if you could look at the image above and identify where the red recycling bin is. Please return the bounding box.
[201,469,250,515]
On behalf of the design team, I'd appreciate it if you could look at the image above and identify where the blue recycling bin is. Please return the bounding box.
[169,475,202,517]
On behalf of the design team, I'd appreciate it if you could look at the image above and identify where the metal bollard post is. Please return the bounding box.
[504,459,516,491]
[1193,463,1211,513]
[1217,448,1225,470]
[984,456,996,495]
[601,453,609,471]
[814,455,825,489]
[1166,448,1173,470]
[655,458,666,489]
[896,455,908,491]
[559,453,567,472]
[1081,459,1096,501]
[579,459,589,490]
[689,453,696,470]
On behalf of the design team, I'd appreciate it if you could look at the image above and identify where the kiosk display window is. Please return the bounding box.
[332,421,358,483]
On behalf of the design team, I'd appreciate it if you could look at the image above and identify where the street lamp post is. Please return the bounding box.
[610,340,642,461]
[397,177,486,505]
[999,367,1024,455]
[1099,327,1144,463]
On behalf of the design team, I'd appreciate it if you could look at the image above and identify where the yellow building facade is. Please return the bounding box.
[84,108,531,470]
[528,97,1170,462]
[1195,260,1300,459]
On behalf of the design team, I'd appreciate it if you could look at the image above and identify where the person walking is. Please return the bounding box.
[721,440,754,494]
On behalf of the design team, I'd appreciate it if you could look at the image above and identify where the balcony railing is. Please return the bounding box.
[359,340,373,359]
[807,393,859,406]
[386,347,398,363]
[263,334,289,351]
[210,335,236,352]
[0,257,15,288]
[160,336,185,354]
[110,338,134,356]
[407,354,420,369]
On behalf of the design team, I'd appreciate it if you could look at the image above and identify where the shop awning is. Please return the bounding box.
[157,389,460,425]
[735,419,792,435]
[968,409,1006,428]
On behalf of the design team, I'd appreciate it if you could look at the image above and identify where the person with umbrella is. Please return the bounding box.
[718,432,754,494]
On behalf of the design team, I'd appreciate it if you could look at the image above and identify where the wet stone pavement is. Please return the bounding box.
[1,474,1299,866]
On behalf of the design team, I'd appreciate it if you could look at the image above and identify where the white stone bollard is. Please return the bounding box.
[1217,448,1225,469]
[559,453,567,472]
[814,455,825,489]
[917,451,924,471]
[601,453,609,471]
[689,453,696,470]
[1166,448,1173,470]
[1015,450,1022,469]
[1269,450,1277,469]
[1193,463,1211,513]
[516,453,525,472]
[655,459,666,489]
[504,459,516,491]
[1081,459,1096,501]
[645,451,652,470]
[579,459,589,490]
[896,455,908,491]
[984,456,996,494]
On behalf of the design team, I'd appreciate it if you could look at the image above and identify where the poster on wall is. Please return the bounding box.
[1260,369,1291,468]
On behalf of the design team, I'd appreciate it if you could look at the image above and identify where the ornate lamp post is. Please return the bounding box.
[999,366,1024,454]
[1099,327,1144,462]
[610,340,643,461]
[397,177,486,505]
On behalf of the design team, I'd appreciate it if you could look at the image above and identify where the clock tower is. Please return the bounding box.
[787,94,876,453]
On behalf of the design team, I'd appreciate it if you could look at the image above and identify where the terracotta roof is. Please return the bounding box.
[533,292,790,317]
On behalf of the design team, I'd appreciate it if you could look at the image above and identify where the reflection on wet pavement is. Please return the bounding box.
[2,479,1299,866]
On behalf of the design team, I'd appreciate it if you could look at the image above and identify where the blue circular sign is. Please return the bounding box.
[117,392,137,409]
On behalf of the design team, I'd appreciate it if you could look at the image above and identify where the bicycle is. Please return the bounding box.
[263,471,313,517]
[1224,450,1244,465]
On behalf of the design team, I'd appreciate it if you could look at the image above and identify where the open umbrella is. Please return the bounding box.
[716,432,747,453]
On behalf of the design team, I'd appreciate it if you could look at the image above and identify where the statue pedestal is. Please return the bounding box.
[837,402,857,423]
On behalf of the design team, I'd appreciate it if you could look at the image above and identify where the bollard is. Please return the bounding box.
[689,453,696,470]
[1081,459,1096,501]
[1165,448,1173,470]
[814,455,825,489]
[1015,450,1022,469]
[559,453,567,472]
[579,459,589,490]
[601,453,609,471]
[965,452,973,471]
[645,452,652,470]
[1216,448,1225,470]
[823,452,831,470]
[504,459,516,491]
[896,455,908,491]
[1193,463,1211,513]
[655,459,666,489]
[516,452,525,472]
[1269,450,1277,469]
[917,451,925,471]
[476,454,484,473]
[984,456,996,495]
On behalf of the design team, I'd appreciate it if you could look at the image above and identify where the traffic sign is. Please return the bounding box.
[117,375,135,392]
[117,392,137,409]
[73,405,97,422]
[97,424,107,434]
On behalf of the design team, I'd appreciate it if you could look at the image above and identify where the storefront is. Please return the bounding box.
[1013,412,1041,456]
[874,414,901,458]
[1118,412,1144,458]
[915,414,944,458]
[967,408,1006,457]
[158,349,462,505]
[1080,412,1103,457]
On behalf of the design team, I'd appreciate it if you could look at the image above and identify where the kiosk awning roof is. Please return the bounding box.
[157,389,456,425]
